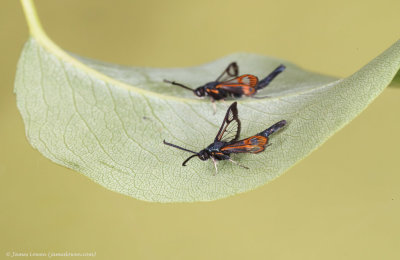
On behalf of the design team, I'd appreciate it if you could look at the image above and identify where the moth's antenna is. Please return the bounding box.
[164,80,194,92]
[163,140,197,154]
[182,154,198,166]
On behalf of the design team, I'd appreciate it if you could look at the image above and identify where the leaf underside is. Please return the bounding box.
[14,38,400,202]
[391,70,400,87]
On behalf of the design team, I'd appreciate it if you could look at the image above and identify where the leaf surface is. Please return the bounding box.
[15,0,400,202]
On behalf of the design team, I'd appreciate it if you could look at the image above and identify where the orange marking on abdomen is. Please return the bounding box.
[243,87,256,96]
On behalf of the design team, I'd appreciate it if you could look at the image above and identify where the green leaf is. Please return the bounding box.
[390,71,400,87]
[15,0,400,202]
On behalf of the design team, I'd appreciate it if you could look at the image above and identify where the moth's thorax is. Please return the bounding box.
[205,141,226,153]
[203,81,219,89]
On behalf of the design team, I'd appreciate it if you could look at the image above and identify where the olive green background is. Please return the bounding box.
[1,0,399,259]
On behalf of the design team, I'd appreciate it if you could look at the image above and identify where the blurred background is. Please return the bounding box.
[1,0,399,259]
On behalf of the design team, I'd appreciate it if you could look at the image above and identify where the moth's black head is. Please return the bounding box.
[194,87,206,97]
[197,149,210,161]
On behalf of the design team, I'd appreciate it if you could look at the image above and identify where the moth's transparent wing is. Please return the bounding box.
[215,62,239,82]
[215,102,241,143]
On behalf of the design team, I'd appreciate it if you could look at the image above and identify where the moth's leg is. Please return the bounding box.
[210,98,217,115]
[251,95,270,99]
[228,159,249,170]
[211,157,218,176]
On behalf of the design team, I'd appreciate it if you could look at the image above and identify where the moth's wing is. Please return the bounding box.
[214,102,241,143]
[215,62,239,82]
[216,74,258,96]
[221,135,268,154]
